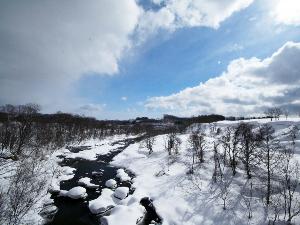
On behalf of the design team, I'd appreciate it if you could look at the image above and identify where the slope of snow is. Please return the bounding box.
[107,120,300,225]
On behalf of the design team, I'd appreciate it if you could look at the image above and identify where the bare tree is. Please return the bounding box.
[142,135,156,155]
[241,180,254,220]
[264,107,283,121]
[212,142,222,183]
[273,107,283,120]
[164,132,181,156]
[218,168,232,210]
[257,124,282,205]
[236,123,258,179]
[3,159,47,225]
[280,125,300,224]
[265,108,275,121]
[284,109,289,120]
[219,126,239,176]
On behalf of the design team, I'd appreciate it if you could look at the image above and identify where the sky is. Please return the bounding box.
[0,0,300,119]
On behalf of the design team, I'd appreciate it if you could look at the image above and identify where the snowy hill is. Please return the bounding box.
[103,119,300,225]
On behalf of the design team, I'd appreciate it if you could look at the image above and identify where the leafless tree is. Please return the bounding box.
[219,126,239,176]
[265,108,275,121]
[187,128,207,173]
[257,124,282,205]
[218,169,232,210]
[164,132,181,156]
[3,159,47,225]
[212,142,222,183]
[267,192,284,225]
[279,125,300,224]
[241,180,254,220]
[236,123,258,179]
[283,109,289,120]
[142,135,156,155]
[264,107,283,121]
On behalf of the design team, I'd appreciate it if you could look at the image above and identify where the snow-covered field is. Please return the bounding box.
[2,120,300,225]
[102,119,300,225]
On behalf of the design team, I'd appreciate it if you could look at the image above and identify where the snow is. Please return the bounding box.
[107,120,300,225]
[89,188,118,214]
[62,135,132,160]
[105,179,117,188]
[59,166,76,181]
[116,168,131,182]
[4,120,300,225]
[59,186,87,199]
[101,205,144,225]
[78,177,98,188]
[114,187,129,200]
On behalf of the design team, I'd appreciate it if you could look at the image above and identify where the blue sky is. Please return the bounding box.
[74,0,300,118]
[1,0,300,119]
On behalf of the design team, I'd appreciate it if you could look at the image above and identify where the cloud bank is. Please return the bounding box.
[145,42,300,116]
[0,0,141,108]
[0,0,255,116]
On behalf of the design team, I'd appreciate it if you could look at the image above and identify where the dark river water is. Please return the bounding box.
[47,138,137,225]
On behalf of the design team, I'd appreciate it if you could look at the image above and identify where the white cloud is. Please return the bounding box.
[0,0,141,107]
[121,96,128,101]
[273,0,300,26]
[145,42,300,116]
[0,0,255,115]
[138,0,254,38]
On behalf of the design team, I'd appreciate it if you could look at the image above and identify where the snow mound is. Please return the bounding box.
[78,177,98,188]
[59,166,76,181]
[59,186,87,199]
[114,187,129,200]
[89,188,117,214]
[116,169,131,182]
[61,166,75,175]
[101,204,144,225]
[105,179,117,188]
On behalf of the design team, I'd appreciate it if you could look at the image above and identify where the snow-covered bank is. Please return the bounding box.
[106,120,300,225]
[0,134,136,225]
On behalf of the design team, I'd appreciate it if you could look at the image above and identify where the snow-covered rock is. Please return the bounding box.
[105,179,117,188]
[114,187,129,200]
[89,188,117,214]
[78,177,98,188]
[101,204,144,225]
[116,169,131,182]
[59,186,87,199]
[61,166,75,175]
[59,166,76,181]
